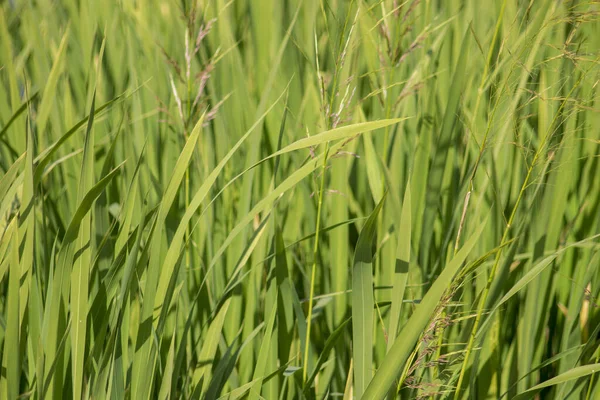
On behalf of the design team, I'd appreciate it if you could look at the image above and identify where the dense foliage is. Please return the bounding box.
[1,0,599,399]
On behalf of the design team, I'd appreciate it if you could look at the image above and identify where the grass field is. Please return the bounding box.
[1,0,600,399]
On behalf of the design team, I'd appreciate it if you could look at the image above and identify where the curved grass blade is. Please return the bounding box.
[363,214,489,399]
[36,26,70,134]
[33,91,130,186]
[482,233,600,328]
[218,363,289,400]
[304,317,351,395]
[512,363,600,400]
[0,92,38,140]
[203,131,383,292]
[0,153,25,201]
[271,118,407,158]
[500,344,587,399]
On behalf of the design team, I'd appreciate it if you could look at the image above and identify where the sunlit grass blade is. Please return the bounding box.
[271,118,408,157]
[36,26,70,134]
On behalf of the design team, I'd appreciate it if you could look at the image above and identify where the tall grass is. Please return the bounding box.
[1,0,599,399]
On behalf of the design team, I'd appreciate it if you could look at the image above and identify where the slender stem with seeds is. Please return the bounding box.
[303,143,330,383]
[303,5,355,384]
[433,2,507,379]
[453,67,588,400]
[454,0,507,253]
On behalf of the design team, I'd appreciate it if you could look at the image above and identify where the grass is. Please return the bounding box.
[0,0,599,399]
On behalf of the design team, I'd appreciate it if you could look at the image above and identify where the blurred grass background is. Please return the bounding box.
[1,0,600,399]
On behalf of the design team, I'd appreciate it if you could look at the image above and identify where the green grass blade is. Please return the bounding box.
[0,153,24,201]
[387,182,411,352]
[33,92,129,186]
[304,317,351,394]
[248,301,278,400]
[352,194,386,398]
[191,299,231,399]
[42,161,124,398]
[363,213,489,399]
[271,118,407,157]
[483,234,600,326]
[0,92,38,140]
[70,91,96,400]
[3,219,19,400]
[420,28,470,269]
[513,363,600,400]
[36,26,70,134]
[131,114,204,399]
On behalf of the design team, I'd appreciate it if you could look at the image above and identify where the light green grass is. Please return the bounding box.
[1,0,599,399]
